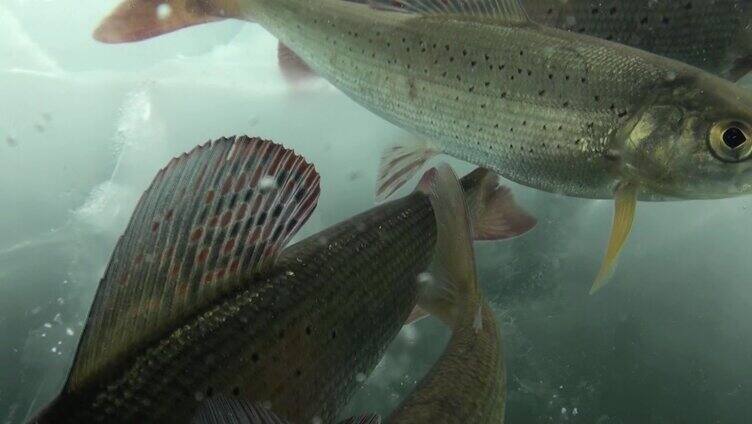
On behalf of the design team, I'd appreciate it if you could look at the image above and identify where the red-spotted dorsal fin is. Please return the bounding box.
[66,136,320,392]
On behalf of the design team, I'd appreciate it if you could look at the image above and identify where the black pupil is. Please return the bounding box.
[722,127,747,149]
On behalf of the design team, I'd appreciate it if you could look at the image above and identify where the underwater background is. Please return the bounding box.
[2,1,752,423]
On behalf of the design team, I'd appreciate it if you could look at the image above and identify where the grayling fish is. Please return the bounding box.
[388,164,506,424]
[30,136,533,423]
[93,0,752,292]
[523,0,752,81]
[368,0,752,81]
[188,164,508,424]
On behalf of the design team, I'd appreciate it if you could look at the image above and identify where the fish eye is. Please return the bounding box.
[709,120,752,162]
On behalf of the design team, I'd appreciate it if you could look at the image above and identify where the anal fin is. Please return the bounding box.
[590,182,638,294]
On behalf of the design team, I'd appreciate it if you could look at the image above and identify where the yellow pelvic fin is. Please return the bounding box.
[590,182,638,294]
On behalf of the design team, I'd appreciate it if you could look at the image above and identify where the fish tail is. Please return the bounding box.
[93,0,242,43]
[416,164,482,329]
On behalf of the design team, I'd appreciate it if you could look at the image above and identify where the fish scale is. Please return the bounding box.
[250,0,675,198]
[524,0,751,78]
[36,192,436,423]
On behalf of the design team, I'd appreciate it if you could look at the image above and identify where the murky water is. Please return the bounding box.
[3,1,752,423]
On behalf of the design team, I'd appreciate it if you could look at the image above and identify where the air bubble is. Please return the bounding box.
[43,323,52,328]
[156,3,172,20]
[194,391,205,401]
[312,417,323,424]
[66,328,75,336]
[356,372,367,383]
[416,272,434,285]
[258,176,278,193]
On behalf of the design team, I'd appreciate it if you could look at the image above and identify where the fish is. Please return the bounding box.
[523,0,752,82]
[388,164,506,424]
[94,0,752,82]
[92,0,752,292]
[30,135,534,423]
[368,0,752,82]
[193,164,508,424]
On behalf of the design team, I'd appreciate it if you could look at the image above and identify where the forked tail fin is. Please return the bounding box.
[93,0,241,43]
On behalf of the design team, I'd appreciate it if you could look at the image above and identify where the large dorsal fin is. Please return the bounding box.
[67,136,320,391]
[367,0,530,22]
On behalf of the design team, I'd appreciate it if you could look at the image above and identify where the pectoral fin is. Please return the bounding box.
[590,182,638,294]
[278,41,317,83]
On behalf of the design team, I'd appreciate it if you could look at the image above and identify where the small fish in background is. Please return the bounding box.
[29,135,534,423]
[93,0,752,293]
[6,135,18,147]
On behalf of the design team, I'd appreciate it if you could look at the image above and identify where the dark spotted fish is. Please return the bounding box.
[388,164,506,424]
[523,0,752,81]
[94,0,752,292]
[190,166,508,424]
[30,136,534,423]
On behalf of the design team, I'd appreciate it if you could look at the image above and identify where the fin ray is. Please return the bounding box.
[376,138,437,202]
[338,415,382,424]
[68,136,320,391]
[367,0,530,22]
[192,395,291,423]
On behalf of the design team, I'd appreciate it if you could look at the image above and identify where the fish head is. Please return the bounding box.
[619,74,752,199]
